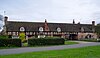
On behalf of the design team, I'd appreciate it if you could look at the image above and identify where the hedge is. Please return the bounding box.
[28,38,65,46]
[0,39,21,47]
[78,38,99,42]
[0,35,8,39]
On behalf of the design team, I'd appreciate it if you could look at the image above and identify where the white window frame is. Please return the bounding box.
[20,27,25,31]
[57,27,61,32]
[39,27,43,32]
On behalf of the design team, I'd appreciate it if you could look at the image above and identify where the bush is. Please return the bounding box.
[78,38,98,42]
[0,39,21,47]
[0,35,8,39]
[96,39,100,42]
[28,38,65,46]
[45,36,60,39]
[22,39,27,43]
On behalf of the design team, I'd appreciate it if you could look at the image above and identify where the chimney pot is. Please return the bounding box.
[92,21,95,26]
[4,16,8,25]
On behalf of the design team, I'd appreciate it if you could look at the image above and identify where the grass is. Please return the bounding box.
[65,41,79,45]
[22,43,28,47]
[0,45,100,58]
[79,39,97,42]
[0,47,19,49]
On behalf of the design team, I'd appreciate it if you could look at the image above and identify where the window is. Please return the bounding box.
[51,32,53,34]
[26,32,29,35]
[30,32,32,35]
[54,32,56,34]
[45,32,47,35]
[16,32,18,35]
[39,27,43,32]
[57,27,61,32]
[13,32,16,35]
[33,32,35,35]
[20,27,25,31]
[8,32,11,35]
[48,32,50,35]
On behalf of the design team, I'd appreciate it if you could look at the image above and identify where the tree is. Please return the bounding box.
[19,32,26,42]
[0,15,3,21]
[0,15,3,31]
[95,24,100,38]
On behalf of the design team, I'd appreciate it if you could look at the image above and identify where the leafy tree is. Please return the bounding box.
[19,32,25,42]
[0,15,3,31]
[95,24,100,38]
[0,15,3,21]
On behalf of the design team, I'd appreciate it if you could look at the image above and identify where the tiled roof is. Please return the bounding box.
[6,21,93,32]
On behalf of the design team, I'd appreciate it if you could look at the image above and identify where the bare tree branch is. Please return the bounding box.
[0,15,3,21]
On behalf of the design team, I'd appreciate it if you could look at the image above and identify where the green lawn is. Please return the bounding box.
[0,45,100,58]
[65,41,79,45]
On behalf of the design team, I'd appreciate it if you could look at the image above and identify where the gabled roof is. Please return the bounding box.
[5,21,93,32]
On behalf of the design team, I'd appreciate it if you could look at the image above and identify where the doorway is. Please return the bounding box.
[69,34,78,40]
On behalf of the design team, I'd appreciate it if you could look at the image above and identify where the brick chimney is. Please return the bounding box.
[92,21,95,26]
[73,19,75,24]
[92,21,95,32]
[4,16,8,25]
[44,19,49,31]
[3,16,8,35]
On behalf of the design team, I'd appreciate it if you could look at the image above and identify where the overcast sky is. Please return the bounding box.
[0,0,100,24]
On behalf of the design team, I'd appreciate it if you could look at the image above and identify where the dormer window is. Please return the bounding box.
[39,27,43,32]
[57,27,61,32]
[20,27,25,31]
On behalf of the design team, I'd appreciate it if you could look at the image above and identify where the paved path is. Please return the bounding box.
[0,41,100,55]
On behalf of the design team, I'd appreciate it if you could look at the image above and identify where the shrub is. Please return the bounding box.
[78,38,98,42]
[0,39,21,47]
[22,39,27,43]
[45,36,60,39]
[28,38,65,46]
[0,35,8,39]
[96,39,100,42]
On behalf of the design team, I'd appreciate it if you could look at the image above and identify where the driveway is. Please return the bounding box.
[0,41,100,55]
